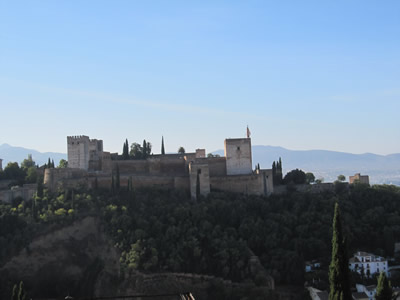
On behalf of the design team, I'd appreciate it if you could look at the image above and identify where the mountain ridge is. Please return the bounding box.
[0,143,66,167]
[214,145,400,185]
[1,143,399,185]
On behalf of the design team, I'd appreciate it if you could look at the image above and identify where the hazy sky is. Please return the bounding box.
[1,1,399,155]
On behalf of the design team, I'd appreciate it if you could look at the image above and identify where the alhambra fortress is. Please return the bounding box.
[43,135,275,198]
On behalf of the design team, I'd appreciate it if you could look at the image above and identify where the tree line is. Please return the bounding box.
[1,182,400,299]
[120,137,188,160]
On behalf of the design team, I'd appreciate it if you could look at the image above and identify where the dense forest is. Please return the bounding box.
[1,182,400,298]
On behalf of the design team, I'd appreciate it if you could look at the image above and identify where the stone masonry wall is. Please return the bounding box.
[224,138,252,175]
[189,162,210,199]
[210,174,265,196]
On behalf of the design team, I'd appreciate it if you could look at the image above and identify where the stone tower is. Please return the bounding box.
[67,136,103,170]
[189,161,210,199]
[224,138,252,175]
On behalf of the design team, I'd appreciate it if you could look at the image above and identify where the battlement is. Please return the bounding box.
[67,135,90,144]
[60,134,274,197]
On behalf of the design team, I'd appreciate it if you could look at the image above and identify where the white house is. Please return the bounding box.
[355,284,376,300]
[349,251,388,277]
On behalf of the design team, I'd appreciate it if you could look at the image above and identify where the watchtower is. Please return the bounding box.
[67,136,103,171]
[224,138,252,175]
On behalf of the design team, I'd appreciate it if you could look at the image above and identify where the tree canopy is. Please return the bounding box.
[178,147,185,154]
[375,272,393,300]
[329,203,351,300]
[283,169,306,185]
[129,140,152,159]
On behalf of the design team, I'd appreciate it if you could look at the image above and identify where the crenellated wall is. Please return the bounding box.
[0,184,37,203]
[210,172,273,196]
[44,168,88,191]
[57,135,278,198]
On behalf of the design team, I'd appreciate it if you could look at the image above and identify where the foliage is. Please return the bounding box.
[2,183,400,297]
[329,203,351,300]
[272,158,283,185]
[178,147,185,154]
[11,281,26,300]
[375,272,393,300]
[58,159,68,168]
[305,172,315,184]
[337,175,346,182]
[2,162,26,185]
[21,155,35,170]
[161,136,165,155]
[130,140,152,159]
[130,142,142,159]
[45,158,55,169]
[283,169,307,185]
[122,139,130,160]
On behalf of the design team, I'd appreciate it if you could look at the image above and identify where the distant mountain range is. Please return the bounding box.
[0,144,66,167]
[1,143,398,185]
[214,145,400,185]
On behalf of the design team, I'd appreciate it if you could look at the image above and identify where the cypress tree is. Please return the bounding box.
[122,140,126,159]
[36,176,44,198]
[128,176,132,192]
[196,169,201,200]
[142,140,147,159]
[116,164,120,190]
[161,136,165,155]
[11,283,18,300]
[272,162,276,185]
[329,203,352,300]
[376,272,393,300]
[47,158,51,168]
[17,281,26,300]
[123,139,129,160]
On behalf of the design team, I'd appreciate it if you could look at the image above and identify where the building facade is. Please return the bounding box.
[349,251,388,277]
[45,135,274,198]
[349,173,370,185]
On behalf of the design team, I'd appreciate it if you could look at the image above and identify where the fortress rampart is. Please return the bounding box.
[44,135,275,197]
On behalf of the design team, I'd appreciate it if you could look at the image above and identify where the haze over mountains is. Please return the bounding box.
[0,143,66,167]
[1,143,399,185]
[217,145,400,185]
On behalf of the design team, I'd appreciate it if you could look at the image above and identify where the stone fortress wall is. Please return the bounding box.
[45,135,275,198]
[224,138,252,175]
[0,184,37,204]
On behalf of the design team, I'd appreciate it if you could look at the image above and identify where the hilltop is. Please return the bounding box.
[1,143,399,185]
[214,145,400,185]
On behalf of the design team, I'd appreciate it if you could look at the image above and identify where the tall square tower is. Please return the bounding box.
[224,138,252,175]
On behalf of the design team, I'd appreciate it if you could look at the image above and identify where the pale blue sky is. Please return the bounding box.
[0,1,399,155]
